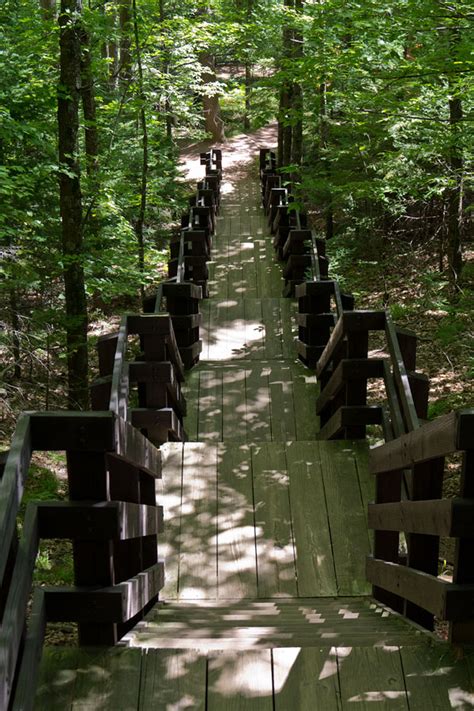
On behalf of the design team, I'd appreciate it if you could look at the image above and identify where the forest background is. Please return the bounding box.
[0,0,472,528]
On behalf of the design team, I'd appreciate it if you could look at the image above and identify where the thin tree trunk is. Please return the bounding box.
[320,81,334,240]
[132,0,147,303]
[244,63,251,131]
[290,0,303,183]
[119,0,132,81]
[9,288,21,380]
[80,27,99,177]
[447,84,464,288]
[58,0,89,409]
[39,0,56,19]
[200,52,225,142]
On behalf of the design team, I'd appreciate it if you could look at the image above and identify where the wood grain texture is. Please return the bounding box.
[286,442,337,596]
[139,649,206,710]
[252,443,297,597]
[179,443,218,599]
[319,442,371,595]
[217,444,258,599]
[273,648,340,710]
[337,646,409,710]
[207,650,273,710]
[160,443,183,600]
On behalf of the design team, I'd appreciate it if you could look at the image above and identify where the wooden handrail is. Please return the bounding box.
[371,409,474,474]
[0,411,163,709]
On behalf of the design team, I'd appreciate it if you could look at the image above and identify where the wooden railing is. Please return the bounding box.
[0,411,163,709]
[260,145,474,642]
[90,148,222,444]
[0,147,224,706]
[368,410,474,641]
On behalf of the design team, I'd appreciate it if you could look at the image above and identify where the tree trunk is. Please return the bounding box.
[80,27,99,177]
[9,287,21,380]
[290,0,303,184]
[119,0,132,81]
[200,53,225,143]
[320,81,334,240]
[244,63,251,131]
[133,0,147,303]
[58,0,89,409]
[39,0,56,19]
[278,0,294,172]
[446,26,464,289]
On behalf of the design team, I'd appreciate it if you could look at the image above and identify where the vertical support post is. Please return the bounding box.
[450,449,474,643]
[67,451,116,645]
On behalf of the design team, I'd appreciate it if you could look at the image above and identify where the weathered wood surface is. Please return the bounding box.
[36,639,474,709]
[156,441,371,601]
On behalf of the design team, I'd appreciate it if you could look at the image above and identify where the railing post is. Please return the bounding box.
[451,448,474,642]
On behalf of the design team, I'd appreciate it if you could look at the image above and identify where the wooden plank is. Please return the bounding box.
[385,313,419,432]
[224,299,247,360]
[44,562,164,622]
[316,311,385,379]
[35,648,80,710]
[401,645,474,710]
[280,298,297,359]
[179,443,218,599]
[207,650,273,710]
[240,241,258,298]
[30,411,115,452]
[244,299,265,360]
[268,363,297,441]
[290,362,319,440]
[160,443,183,600]
[139,649,206,710]
[368,497,474,537]
[262,298,283,359]
[217,444,258,599]
[286,442,337,596]
[319,442,371,595]
[37,501,162,540]
[273,648,340,710]
[251,443,297,597]
[198,370,222,442]
[69,648,142,710]
[370,410,472,475]
[318,405,383,441]
[183,369,200,441]
[367,557,474,620]
[338,647,409,709]
[222,367,248,442]
[227,262,244,297]
[245,365,272,441]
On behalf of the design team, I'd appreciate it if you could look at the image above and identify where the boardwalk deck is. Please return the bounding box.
[36,135,474,709]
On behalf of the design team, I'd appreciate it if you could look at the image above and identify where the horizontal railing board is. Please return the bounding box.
[367,556,474,621]
[316,311,386,378]
[316,359,385,416]
[44,561,164,623]
[318,405,383,440]
[370,409,474,475]
[114,418,161,478]
[37,501,163,540]
[297,313,336,328]
[368,498,474,537]
[29,411,116,452]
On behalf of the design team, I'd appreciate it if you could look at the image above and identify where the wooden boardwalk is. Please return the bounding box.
[36,144,474,709]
